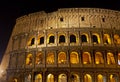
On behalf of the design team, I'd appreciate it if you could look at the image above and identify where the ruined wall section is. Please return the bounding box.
[12,8,120,37]
[47,11,58,29]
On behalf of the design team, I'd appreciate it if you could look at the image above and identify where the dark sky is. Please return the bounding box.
[0,0,120,62]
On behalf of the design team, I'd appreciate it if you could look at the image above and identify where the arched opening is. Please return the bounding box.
[13,78,18,82]
[81,34,88,43]
[46,52,55,64]
[70,52,79,64]
[59,35,65,43]
[70,74,80,82]
[35,74,42,82]
[110,74,117,82]
[95,52,104,64]
[26,53,32,65]
[27,37,35,46]
[97,74,106,82]
[107,52,115,64]
[84,74,92,82]
[92,33,100,44]
[113,34,120,44]
[31,38,35,45]
[92,35,98,44]
[58,52,66,64]
[48,34,55,44]
[35,52,43,65]
[70,34,76,43]
[47,74,54,82]
[58,74,67,82]
[25,74,31,82]
[103,34,111,44]
[82,52,91,64]
[118,53,120,65]
[38,36,44,45]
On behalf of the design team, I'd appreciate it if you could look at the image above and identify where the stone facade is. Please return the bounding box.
[2,8,120,82]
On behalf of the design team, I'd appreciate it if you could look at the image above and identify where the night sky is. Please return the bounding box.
[0,0,120,62]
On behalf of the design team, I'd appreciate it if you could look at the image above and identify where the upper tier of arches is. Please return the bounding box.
[12,28,120,51]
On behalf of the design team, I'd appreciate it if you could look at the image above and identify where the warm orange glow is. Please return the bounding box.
[107,52,115,64]
[92,33,100,44]
[97,74,105,82]
[95,52,104,64]
[47,74,54,82]
[47,34,55,44]
[27,36,35,46]
[35,74,42,82]
[118,53,120,65]
[114,34,120,44]
[26,54,32,65]
[58,74,67,82]
[70,52,79,64]
[82,52,91,64]
[46,52,55,64]
[81,33,89,43]
[103,34,111,44]
[84,74,92,82]
[35,52,43,64]
[58,52,66,64]
[110,74,117,82]
[37,35,44,45]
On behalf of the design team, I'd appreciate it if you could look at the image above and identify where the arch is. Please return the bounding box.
[58,52,66,64]
[35,74,42,82]
[97,74,106,82]
[70,74,80,82]
[26,53,32,65]
[82,52,91,64]
[70,52,79,64]
[84,74,92,82]
[13,78,18,82]
[48,34,55,44]
[114,34,120,44]
[46,52,55,64]
[58,74,67,82]
[107,52,115,64]
[70,34,76,43]
[47,74,54,82]
[81,33,88,43]
[95,52,104,64]
[35,52,43,64]
[25,74,32,82]
[27,36,35,46]
[38,35,44,45]
[59,35,65,43]
[118,53,120,65]
[92,33,100,44]
[110,74,117,82]
[103,34,111,44]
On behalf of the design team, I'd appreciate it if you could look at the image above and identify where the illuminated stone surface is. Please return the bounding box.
[1,8,120,82]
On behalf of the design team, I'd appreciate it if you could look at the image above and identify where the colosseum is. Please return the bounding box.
[2,8,120,82]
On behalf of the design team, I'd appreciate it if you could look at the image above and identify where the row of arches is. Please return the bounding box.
[27,32,120,46]
[25,51,120,66]
[22,73,118,82]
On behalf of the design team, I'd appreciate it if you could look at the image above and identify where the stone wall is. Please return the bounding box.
[12,8,120,36]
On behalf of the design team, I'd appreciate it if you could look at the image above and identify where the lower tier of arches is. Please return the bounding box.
[7,68,120,82]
